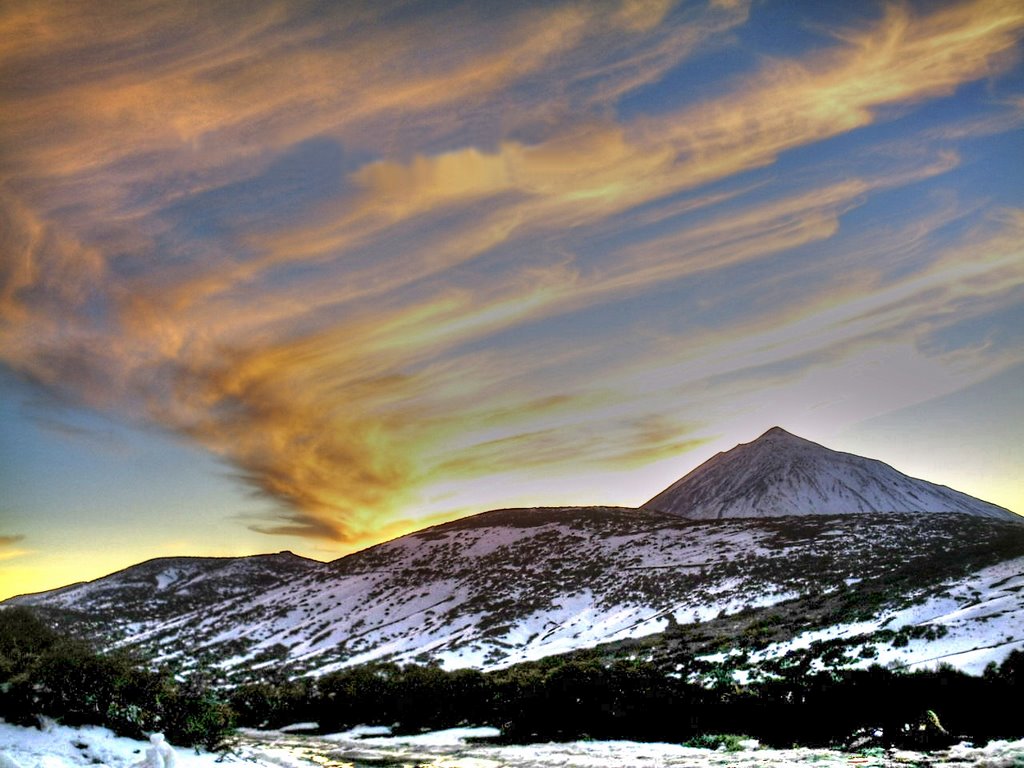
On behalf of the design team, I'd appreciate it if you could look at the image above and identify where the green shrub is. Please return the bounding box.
[0,607,234,750]
[161,682,235,751]
[0,607,59,680]
[684,733,752,751]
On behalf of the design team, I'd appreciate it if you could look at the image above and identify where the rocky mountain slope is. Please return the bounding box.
[644,427,1017,520]
[6,429,1022,684]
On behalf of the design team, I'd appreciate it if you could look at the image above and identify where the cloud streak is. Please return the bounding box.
[1,0,1022,548]
[0,536,28,562]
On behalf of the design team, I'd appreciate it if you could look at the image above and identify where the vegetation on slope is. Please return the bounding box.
[5,605,1024,752]
[229,653,1024,748]
[0,607,233,749]
[12,513,1024,683]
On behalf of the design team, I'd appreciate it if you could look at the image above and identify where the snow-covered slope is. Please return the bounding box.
[740,555,1024,678]
[6,429,1022,682]
[9,508,1024,682]
[643,427,1018,521]
[8,551,318,638]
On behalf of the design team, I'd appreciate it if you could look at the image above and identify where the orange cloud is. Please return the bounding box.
[251,0,1021,311]
[0,535,27,561]
[0,0,1021,550]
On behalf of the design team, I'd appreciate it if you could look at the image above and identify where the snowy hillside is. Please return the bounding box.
[10,508,1024,682]
[6,428,1022,682]
[8,552,318,640]
[644,427,1018,521]
[738,554,1024,677]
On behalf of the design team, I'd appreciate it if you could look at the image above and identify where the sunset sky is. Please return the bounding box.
[1,0,1023,601]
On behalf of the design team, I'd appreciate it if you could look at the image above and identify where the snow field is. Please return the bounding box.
[4,716,1024,768]
[743,555,1024,676]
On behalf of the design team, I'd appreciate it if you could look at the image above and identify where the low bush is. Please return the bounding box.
[5,605,1024,751]
[684,733,752,751]
[0,608,233,749]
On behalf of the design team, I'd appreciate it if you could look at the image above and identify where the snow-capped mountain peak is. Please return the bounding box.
[643,427,1018,521]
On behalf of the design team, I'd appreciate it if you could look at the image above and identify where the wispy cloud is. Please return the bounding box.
[598,206,1024,435]
[1,0,1022,546]
[0,535,28,561]
[26,415,127,451]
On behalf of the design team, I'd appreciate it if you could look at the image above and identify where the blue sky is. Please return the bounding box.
[1,0,1022,600]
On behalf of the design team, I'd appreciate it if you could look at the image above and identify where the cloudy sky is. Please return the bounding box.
[1,0,1022,601]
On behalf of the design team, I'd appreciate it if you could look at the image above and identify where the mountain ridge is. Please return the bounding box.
[10,510,1024,682]
[5,428,1022,683]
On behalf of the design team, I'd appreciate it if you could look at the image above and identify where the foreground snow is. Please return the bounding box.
[5,720,1024,768]
[0,720,204,768]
